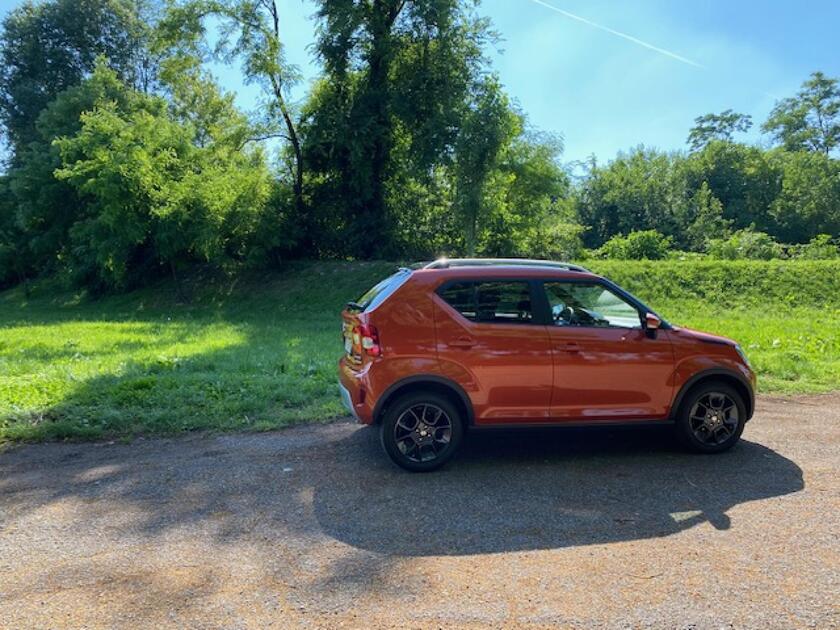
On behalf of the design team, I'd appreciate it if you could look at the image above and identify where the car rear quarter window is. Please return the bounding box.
[351,269,412,311]
[439,281,534,324]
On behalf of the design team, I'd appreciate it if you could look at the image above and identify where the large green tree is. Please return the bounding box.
[768,150,840,243]
[682,140,780,234]
[576,147,685,247]
[305,0,491,257]
[453,76,518,255]
[8,60,132,274]
[54,65,271,289]
[687,109,752,152]
[0,0,154,156]
[0,174,28,288]
[156,0,305,225]
[762,71,840,156]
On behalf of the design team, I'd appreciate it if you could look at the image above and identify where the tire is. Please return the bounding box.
[380,392,464,472]
[675,381,746,453]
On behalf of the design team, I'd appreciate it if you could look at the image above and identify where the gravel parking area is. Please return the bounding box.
[1,393,838,628]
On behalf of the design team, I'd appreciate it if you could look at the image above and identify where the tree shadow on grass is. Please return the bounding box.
[0,308,342,441]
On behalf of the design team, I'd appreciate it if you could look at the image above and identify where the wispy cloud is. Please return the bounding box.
[526,0,705,69]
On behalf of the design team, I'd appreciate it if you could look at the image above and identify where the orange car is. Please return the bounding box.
[339,259,755,471]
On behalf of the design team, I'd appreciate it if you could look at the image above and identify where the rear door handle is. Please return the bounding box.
[449,337,476,348]
[559,342,582,353]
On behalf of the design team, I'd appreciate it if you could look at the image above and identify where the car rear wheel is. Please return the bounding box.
[380,392,464,472]
[676,382,746,453]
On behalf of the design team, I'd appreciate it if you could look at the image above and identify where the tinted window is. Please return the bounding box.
[438,282,477,320]
[544,282,641,328]
[440,281,533,324]
[352,269,412,311]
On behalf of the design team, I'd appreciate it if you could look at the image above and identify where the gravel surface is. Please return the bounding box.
[1,393,838,629]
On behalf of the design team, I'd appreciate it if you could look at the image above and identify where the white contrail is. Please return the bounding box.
[526,0,705,69]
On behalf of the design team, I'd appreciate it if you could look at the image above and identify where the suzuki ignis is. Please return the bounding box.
[338,259,755,471]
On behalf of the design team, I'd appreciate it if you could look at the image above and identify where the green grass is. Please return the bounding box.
[1,260,838,442]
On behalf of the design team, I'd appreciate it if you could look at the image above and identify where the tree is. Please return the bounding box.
[306,0,492,257]
[687,109,752,152]
[481,130,571,257]
[0,175,28,288]
[576,147,685,247]
[453,77,518,255]
[768,150,840,243]
[54,73,272,290]
[762,71,840,155]
[7,60,132,274]
[156,0,305,224]
[679,181,731,251]
[682,140,780,234]
[0,0,153,156]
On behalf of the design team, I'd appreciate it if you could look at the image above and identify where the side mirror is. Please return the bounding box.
[644,313,661,338]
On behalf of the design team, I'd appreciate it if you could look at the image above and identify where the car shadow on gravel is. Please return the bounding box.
[313,425,804,556]
[0,421,804,562]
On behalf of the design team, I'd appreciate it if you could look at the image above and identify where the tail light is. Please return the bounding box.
[354,324,381,357]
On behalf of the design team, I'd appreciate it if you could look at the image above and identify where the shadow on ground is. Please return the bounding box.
[1,422,803,558]
[313,425,803,555]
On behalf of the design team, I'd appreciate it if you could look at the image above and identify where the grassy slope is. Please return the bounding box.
[1,260,838,442]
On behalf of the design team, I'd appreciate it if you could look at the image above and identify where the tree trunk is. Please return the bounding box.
[464,200,478,257]
[267,1,307,242]
[359,0,403,258]
[170,260,187,303]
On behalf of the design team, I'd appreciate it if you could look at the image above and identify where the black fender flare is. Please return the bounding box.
[670,368,755,420]
[372,374,475,425]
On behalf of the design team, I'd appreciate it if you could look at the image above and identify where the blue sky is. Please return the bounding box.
[2,0,839,164]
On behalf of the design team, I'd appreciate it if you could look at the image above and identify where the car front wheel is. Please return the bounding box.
[676,382,746,453]
[380,392,464,472]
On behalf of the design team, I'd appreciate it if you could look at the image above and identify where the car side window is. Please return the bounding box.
[543,282,641,329]
[439,281,534,324]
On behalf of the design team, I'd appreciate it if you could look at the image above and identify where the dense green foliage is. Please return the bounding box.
[53,63,271,290]
[1,260,837,442]
[687,109,753,152]
[0,0,838,292]
[0,0,155,154]
[762,71,840,155]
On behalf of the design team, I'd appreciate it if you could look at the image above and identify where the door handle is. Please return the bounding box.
[449,337,476,348]
[559,342,581,353]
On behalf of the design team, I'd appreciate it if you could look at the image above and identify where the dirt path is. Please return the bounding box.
[1,394,838,628]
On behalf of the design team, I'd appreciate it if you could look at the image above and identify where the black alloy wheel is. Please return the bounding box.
[676,382,746,453]
[380,392,464,472]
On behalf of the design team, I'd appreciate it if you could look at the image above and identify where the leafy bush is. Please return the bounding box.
[795,234,839,260]
[52,64,272,290]
[706,229,784,259]
[528,218,585,261]
[595,230,673,260]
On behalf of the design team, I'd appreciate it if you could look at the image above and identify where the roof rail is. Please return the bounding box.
[422,258,590,273]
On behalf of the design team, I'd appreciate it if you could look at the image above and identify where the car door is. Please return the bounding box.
[433,279,553,425]
[542,280,675,421]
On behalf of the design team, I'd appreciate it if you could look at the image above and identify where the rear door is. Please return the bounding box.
[433,279,553,424]
[541,280,675,421]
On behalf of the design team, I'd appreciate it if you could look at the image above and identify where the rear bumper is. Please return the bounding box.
[338,380,359,421]
[338,357,375,424]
